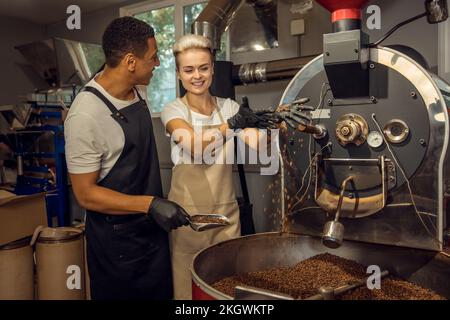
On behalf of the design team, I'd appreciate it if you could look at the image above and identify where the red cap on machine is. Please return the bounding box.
[315,0,369,23]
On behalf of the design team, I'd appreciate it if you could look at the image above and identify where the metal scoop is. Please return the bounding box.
[186,214,231,232]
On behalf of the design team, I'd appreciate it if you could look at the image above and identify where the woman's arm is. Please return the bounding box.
[165,118,232,159]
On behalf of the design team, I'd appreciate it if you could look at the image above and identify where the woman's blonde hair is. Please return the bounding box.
[173,34,213,68]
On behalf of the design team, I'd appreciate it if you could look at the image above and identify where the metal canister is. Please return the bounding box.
[0,237,34,300]
[35,227,85,300]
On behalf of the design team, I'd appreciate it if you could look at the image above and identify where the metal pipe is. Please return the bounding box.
[322,176,354,249]
[191,0,245,51]
[17,155,24,176]
[297,123,327,140]
[335,176,354,221]
[232,56,317,85]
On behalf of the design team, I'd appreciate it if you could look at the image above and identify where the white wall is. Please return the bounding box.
[438,17,450,82]
[45,0,147,44]
[362,0,438,72]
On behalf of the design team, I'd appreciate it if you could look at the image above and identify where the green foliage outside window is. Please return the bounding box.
[134,2,229,114]
[135,6,176,113]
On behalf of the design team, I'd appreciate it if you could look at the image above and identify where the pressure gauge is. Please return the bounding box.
[367,131,384,148]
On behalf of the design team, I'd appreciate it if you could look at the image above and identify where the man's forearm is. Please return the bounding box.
[79,185,154,215]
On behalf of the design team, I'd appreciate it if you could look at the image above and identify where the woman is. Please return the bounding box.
[161,34,308,299]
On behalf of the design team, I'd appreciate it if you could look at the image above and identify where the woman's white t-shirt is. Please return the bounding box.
[161,97,240,166]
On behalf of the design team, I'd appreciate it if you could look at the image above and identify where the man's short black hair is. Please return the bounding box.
[102,16,155,67]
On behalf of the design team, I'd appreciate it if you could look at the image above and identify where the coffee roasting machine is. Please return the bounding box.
[190,0,450,300]
[0,38,104,226]
[280,0,450,252]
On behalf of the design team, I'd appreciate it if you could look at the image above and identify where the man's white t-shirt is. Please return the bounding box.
[161,97,240,166]
[64,77,148,181]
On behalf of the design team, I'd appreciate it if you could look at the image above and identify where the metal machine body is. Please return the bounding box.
[191,233,450,299]
[4,90,75,227]
[189,0,450,301]
[279,46,450,251]
[0,38,104,226]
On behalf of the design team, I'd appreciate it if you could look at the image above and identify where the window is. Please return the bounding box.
[121,0,229,115]
[183,2,227,61]
[134,6,176,115]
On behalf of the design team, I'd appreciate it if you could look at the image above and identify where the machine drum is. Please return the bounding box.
[211,253,445,300]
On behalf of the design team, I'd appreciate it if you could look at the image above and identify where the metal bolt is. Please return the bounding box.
[326,52,330,56]
[370,96,377,103]
[411,92,417,99]
[348,193,354,199]
[389,176,395,182]
[369,63,375,69]
[327,99,332,106]
[419,139,426,146]
[341,127,350,136]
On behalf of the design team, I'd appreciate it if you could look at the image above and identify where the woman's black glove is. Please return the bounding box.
[227,97,278,130]
[255,98,314,129]
[148,198,190,232]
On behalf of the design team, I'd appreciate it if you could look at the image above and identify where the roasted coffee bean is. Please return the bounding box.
[190,216,227,224]
[341,277,445,300]
[211,253,445,300]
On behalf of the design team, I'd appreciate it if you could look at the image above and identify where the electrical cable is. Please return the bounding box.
[371,113,442,246]
[289,83,330,212]
[369,12,427,47]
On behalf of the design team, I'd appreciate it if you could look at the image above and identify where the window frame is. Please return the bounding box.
[120,0,229,117]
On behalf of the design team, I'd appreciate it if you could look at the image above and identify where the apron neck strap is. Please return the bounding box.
[83,86,143,122]
[134,87,144,101]
[83,86,119,115]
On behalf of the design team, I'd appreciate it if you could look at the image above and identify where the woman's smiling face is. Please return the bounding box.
[176,48,214,96]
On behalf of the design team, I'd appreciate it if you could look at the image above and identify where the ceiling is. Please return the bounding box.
[0,0,130,25]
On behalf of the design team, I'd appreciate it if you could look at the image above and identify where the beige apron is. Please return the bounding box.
[169,100,241,300]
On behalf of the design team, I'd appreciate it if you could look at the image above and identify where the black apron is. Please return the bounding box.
[82,86,172,300]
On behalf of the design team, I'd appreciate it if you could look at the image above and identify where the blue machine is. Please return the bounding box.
[13,88,77,226]
[10,38,104,226]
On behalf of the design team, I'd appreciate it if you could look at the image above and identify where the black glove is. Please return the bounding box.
[255,98,314,129]
[148,198,190,232]
[227,97,278,130]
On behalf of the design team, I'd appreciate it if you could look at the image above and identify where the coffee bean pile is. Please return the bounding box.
[211,253,445,300]
[341,278,445,300]
[190,215,227,224]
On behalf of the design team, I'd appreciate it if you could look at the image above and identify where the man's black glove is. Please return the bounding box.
[227,97,278,130]
[148,198,190,232]
[255,98,314,129]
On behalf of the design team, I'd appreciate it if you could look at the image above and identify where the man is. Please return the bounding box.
[64,17,189,300]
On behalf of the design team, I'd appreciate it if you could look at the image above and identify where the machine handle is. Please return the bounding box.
[305,270,390,300]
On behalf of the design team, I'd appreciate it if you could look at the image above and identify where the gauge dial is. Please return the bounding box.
[367,131,384,148]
